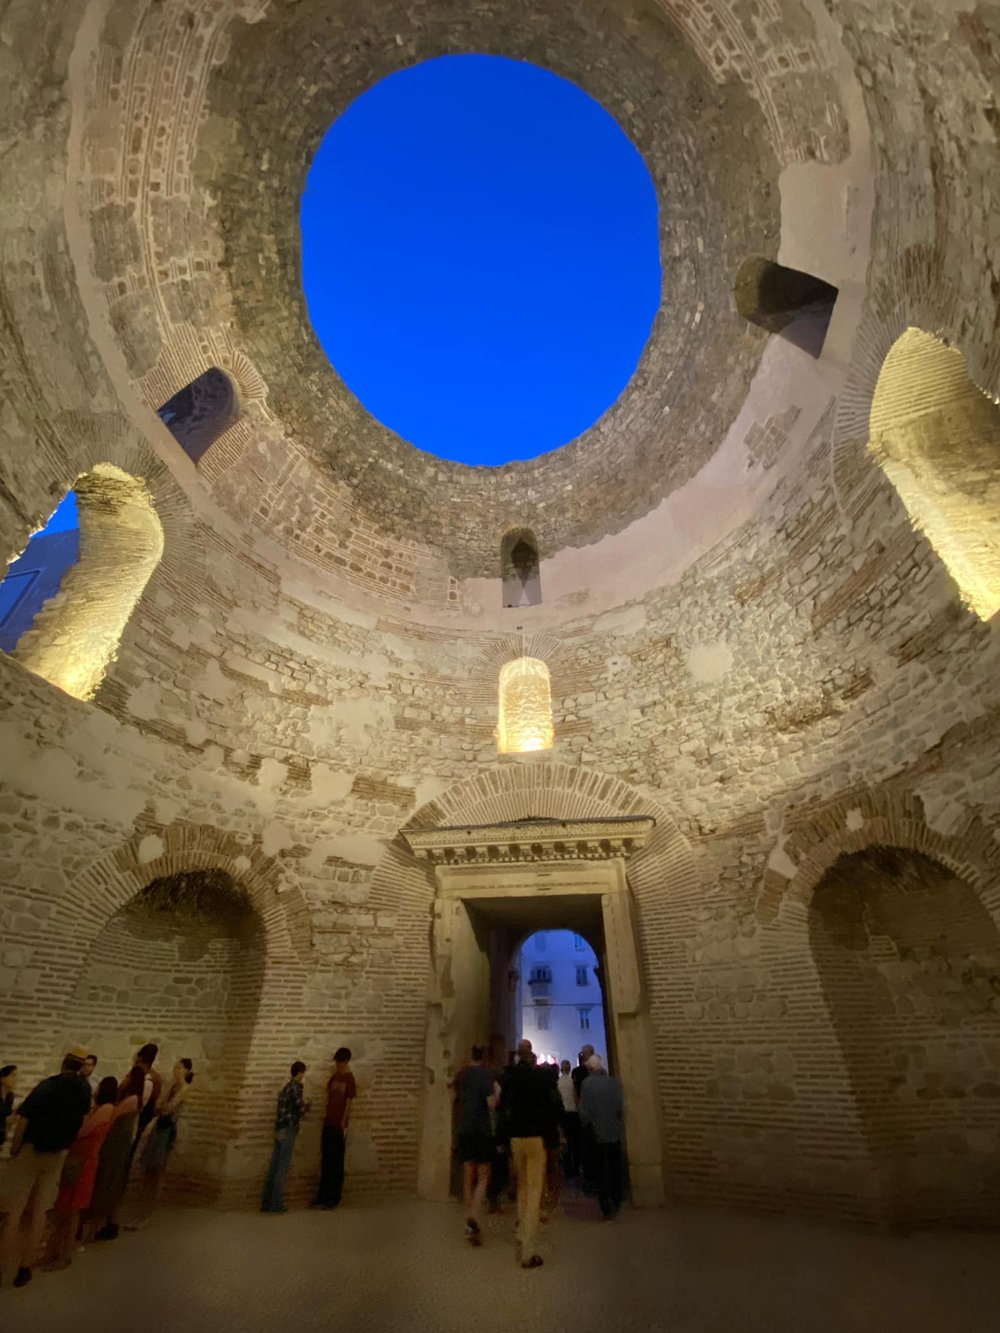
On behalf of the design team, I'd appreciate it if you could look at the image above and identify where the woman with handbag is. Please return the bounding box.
[41,1076,118,1269]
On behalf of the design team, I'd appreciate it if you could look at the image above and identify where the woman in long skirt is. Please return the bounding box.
[87,1065,145,1242]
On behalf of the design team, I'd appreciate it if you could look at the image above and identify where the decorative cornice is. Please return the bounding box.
[402,816,655,865]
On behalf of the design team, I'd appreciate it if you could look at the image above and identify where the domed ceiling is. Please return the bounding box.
[83,0,849,581]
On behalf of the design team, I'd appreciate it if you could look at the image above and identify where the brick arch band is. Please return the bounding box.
[57,821,313,964]
[370,760,699,913]
[757,787,1000,929]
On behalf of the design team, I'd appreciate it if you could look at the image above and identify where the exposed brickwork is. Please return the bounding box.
[1,0,999,1230]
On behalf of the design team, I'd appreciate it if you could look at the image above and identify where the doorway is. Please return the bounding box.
[408,830,663,1208]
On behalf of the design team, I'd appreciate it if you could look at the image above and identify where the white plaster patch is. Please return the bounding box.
[261,821,292,857]
[126,680,163,722]
[767,838,798,880]
[308,698,392,750]
[194,658,232,703]
[686,639,734,683]
[414,776,450,810]
[137,834,165,864]
[311,763,354,804]
[918,788,967,837]
[184,717,209,747]
[591,603,647,636]
[232,855,253,875]
[845,807,865,831]
[0,721,146,827]
[257,757,286,794]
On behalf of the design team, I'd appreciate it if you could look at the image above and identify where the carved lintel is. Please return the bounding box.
[402,816,655,865]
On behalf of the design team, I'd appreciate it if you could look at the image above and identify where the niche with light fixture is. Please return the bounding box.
[497,656,554,754]
[869,328,1000,621]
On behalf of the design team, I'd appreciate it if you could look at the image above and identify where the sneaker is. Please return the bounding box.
[520,1254,544,1269]
[13,1266,33,1288]
[95,1223,119,1242]
[464,1218,482,1246]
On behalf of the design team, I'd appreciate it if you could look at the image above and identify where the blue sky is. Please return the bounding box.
[38,491,78,534]
[301,55,660,467]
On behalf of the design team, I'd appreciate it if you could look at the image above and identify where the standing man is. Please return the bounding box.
[81,1054,99,1101]
[453,1045,500,1246]
[124,1042,162,1180]
[0,1048,92,1289]
[557,1059,580,1178]
[572,1044,595,1191]
[498,1039,554,1270]
[312,1047,356,1209]
[579,1055,624,1221]
[261,1060,309,1214]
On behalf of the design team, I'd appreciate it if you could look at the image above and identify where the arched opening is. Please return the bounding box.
[734,256,837,357]
[501,529,542,607]
[64,869,266,1205]
[869,328,1000,620]
[497,657,554,754]
[809,846,1000,1225]
[2,464,163,699]
[157,367,240,463]
[517,929,608,1066]
[0,492,79,654]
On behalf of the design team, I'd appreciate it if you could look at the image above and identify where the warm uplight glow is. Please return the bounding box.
[498,657,554,754]
[14,464,164,699]
[869,329,1000,621]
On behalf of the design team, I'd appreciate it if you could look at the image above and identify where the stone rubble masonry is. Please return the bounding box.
[0,0,999,1222]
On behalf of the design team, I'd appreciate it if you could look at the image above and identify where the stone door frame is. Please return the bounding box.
[404,817,664,1207]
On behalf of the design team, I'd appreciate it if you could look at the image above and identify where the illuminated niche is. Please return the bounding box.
[869,329,1000,621]
[498,656,554,754]
[7,464,164,700]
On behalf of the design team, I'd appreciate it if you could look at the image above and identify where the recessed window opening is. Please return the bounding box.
[157,368,240,464]
[301,54,661,465]
[734,257,838,358]
[501,528,542,608]
[0,465,163,699]
[0,492,79,654]
[576,966,589,986]
[869,328,1000,621]
[517,930,607,1065]
[497,656,554,754]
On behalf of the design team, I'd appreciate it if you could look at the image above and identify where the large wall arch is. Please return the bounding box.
[757,788,1000,929]
[59,821,313,965]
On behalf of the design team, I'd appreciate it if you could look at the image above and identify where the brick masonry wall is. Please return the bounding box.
[0,0,999,1226]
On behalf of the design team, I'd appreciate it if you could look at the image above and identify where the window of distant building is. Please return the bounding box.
[576,966,589,986]
[578,1007,592,1031]
[535,1003,551,1031]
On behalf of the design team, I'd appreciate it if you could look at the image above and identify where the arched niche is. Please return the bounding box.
[869,328,1000,620]
[809,845,1000,1226]
[64,868,265,1204]
[157,367,240,464]
[497,656,554,753]
[500,528,542,608]
[7,463,163,700]
[734,256,837,357]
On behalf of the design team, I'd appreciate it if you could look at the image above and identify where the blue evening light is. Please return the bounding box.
[40,491,79,534]
[301,55,660,467]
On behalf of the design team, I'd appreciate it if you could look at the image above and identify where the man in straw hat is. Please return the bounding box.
[0,1046,92,1289]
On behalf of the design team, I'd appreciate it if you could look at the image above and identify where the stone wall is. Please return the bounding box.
[0,0,999,1226]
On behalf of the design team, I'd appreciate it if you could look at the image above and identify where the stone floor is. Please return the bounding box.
[2,1191,998,1332]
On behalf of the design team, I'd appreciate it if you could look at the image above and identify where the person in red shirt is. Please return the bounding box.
[311,1047,356,1209]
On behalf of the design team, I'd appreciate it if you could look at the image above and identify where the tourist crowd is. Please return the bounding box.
[0,1035,620,1288]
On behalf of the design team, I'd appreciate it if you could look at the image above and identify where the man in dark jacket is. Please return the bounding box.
[498,1039,556,1269]
[0,1048,92,1288]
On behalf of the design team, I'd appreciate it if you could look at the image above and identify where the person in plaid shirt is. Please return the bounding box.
[260,1061,309,1213]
